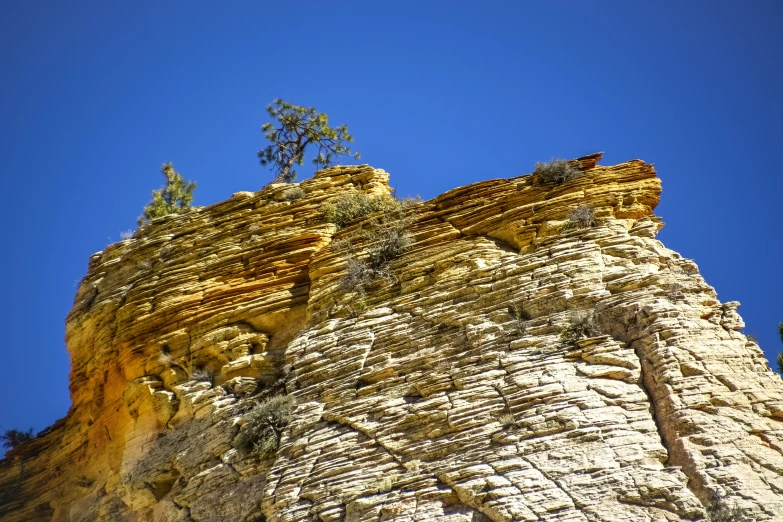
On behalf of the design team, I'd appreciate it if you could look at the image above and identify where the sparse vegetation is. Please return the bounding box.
[234,395,295,456]
[507,304,532,334]
[562,204,598,230]
[337,224,412,293]
[665,282,685,301]
[777,322,783,373]
[159,244,175,258]
[159,350,213,385]
[2,428,34,451]
[347,297,368,318]
[560,311,598,345]
[259,99,360,184]
[706,502,752,522]
[335,196,419,296]
[498,413,516,429]
[340,257,374,294]
[365,220,413,270]
[321,192,401,228]
[120,230,134,240]
[534,159,582,184]
[191,367,214,383]
[282,186,305,201]
[744,333,758,344]
[403,459,421,474]
[138,163,197,226]
[371,475,395,493]
[75,475,94,488]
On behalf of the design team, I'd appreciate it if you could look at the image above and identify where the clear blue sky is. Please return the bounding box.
[1,1,781,434]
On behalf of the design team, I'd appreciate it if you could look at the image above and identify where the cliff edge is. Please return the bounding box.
[2,154,782,521]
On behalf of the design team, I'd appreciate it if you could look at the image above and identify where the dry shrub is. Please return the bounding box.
[560,311,599,345]
[366,223,413,271]
[403,460,421,474]
[706,503,752,522]
[562,204,598,230]
[191,367,213,383]
[336,196,419,294]
[372,475,395,493]
[665,282,685,301]
[235,395,295,456]
[507,304,532,334]
[497,413,516,429]
[282,186,305,201]
[534,159,582,184]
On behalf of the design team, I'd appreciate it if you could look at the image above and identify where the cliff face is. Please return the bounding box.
[2,154,783,522]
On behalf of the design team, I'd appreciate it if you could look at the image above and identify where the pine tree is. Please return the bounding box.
[138,163,197,226]
[1,428,34,450]
[258,99,360,184]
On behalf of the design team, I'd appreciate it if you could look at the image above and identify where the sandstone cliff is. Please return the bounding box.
[2,154,782,521]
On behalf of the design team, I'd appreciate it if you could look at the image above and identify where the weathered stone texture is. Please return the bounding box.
[2,155,782,521]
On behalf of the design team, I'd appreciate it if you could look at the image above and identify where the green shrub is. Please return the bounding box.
[534,159,582,184]
[560,311,598,345]
[235,395,295,456]
[321,192,401,228]
[347,298,368,318]
[778,322,783,374]
[562,204,598,230]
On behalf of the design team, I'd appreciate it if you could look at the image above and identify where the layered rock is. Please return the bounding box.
[2,154,782,521]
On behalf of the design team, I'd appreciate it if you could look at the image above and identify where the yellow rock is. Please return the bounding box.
[1,157,781,521]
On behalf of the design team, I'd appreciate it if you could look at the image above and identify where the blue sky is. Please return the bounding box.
[1,1,781,434]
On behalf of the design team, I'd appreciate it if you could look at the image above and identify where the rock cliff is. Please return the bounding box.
[2,154,783,521]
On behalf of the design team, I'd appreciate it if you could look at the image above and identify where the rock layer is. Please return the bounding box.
[2,154,783,521]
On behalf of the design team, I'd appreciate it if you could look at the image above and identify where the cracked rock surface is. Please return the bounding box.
[2,155,782,521]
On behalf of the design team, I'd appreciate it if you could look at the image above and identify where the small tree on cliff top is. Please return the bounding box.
[138,163,197,226]
[2,428,34,451]
[258,99,360,184]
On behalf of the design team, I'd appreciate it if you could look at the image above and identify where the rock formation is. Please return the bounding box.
[2,153,782,521]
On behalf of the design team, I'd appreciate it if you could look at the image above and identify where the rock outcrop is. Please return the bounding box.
[2,154,782,521]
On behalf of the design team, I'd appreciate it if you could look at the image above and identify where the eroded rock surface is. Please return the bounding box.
[2,155,782,521]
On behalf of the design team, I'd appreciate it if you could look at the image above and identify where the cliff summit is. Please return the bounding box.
[2,154,782,521]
